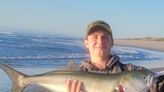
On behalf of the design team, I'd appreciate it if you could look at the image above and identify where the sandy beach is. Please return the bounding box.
[114,39,164,72]
[114,39,164,52]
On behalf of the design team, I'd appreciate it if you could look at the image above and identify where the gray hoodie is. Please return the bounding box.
[80,55,151,74]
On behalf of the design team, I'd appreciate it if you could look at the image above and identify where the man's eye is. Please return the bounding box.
[103,36,109,38]
[92,36,97,39]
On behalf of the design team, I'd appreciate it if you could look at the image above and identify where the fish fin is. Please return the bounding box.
[43,61,80,75]
[63,60,80,71]
[0,64,28,92]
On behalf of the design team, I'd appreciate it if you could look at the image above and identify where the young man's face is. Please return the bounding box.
[84,29,113,58]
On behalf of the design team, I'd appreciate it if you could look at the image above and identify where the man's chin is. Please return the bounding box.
[96,52,108,57]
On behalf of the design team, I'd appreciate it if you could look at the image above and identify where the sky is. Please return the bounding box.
[0,0,164,38]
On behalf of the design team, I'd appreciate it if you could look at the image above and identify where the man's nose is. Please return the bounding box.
[97,37,104,44]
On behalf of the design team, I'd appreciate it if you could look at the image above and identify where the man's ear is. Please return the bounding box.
[84,39,89,48]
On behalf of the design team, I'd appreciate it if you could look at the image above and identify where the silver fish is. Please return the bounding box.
[0,64,152,92]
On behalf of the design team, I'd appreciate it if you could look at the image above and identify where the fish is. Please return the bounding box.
[0,64,153,92]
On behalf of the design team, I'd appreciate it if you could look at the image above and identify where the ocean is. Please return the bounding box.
[0,32,163,68]
[0,32,164,92]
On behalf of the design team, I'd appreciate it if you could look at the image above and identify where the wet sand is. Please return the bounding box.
[114,39,164,72]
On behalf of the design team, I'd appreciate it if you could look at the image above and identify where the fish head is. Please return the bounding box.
[131,70,151,84]
[135,70,150,78]
[120,71,151,92]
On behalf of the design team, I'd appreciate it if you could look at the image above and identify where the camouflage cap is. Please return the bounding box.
[86,20,112,36]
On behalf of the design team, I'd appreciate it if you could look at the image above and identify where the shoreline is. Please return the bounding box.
[114,39,164,52]
[114,39,164,72]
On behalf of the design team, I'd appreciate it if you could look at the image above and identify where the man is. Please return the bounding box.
[67,20,163,92]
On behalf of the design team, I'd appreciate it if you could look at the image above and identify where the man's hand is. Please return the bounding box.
[67,80,83,92]
[148,84,157,92]
[148,74,164,92]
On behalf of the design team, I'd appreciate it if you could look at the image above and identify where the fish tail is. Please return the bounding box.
[0,64,27,92]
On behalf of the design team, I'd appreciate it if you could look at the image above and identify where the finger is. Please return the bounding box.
[71,80,77,92]
[76,81,82,92]
[149,86,153,92]
[67,80,72,92]
[149,84,157,92]
[152,84,157,92]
